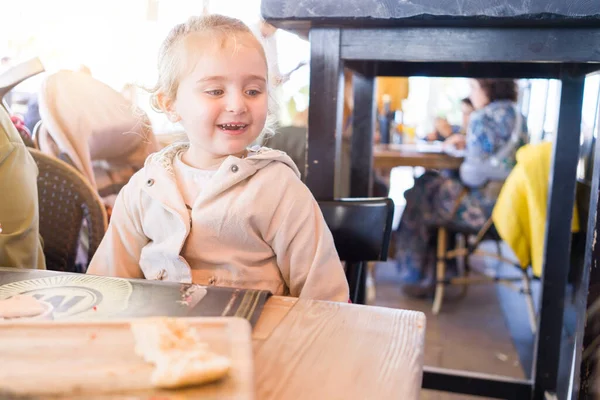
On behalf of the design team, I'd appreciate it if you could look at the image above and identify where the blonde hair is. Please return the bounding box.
[148,14,278,139]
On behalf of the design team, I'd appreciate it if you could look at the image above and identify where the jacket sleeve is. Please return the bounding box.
[87,179,147,278]
[0,115,45,270]
[268,177,349,302]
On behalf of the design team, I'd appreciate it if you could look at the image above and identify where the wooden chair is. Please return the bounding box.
[29,149,107,273]
[431,206,538,333]
[319,198,395,304]
[430,182,589,334]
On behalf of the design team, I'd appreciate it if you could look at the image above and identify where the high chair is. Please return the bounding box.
[319,198,395,304]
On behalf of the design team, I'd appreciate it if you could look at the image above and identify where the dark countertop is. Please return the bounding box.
[262,0,600,33]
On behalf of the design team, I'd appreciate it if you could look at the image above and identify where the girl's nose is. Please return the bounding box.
[225,93,247,114]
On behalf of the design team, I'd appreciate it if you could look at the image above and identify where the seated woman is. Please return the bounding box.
[395,79,528,296]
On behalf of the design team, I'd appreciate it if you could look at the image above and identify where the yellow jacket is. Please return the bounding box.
[492,141,579,277]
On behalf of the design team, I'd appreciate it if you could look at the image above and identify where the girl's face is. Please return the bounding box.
[170,33,269,160]
[469,79,490,110]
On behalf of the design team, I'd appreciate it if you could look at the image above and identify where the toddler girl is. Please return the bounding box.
[87,15,349,301]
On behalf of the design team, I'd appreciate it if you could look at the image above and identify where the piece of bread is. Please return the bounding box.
[0,295,47,319]
[130,318,204,363]
[150,348,231,389]
[130,318,230,389]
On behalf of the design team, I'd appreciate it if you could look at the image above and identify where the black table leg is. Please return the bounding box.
[350,72,376,198]
[532,66,585,399]
[346,262,366,304]
[306,28,343,200]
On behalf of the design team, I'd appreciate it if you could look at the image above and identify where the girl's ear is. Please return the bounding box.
[157,92,181,122]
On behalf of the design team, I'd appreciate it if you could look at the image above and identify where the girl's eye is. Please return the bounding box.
[205,89,224,96]
[246,89,261,96]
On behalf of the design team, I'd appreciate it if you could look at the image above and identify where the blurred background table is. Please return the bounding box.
[374,143,463,170]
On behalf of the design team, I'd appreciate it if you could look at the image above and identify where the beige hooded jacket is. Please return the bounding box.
[88,143,349,301]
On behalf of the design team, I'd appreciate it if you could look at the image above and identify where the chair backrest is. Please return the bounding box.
[29,149,107,272]
[318,198,395,262]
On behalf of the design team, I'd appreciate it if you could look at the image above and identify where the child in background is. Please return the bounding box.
[426,117,458,142]
[87,15,349,301]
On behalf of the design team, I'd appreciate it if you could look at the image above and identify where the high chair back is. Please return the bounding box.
[318,198,395,304]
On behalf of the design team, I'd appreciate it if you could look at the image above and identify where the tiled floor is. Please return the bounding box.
[372,257,529,399]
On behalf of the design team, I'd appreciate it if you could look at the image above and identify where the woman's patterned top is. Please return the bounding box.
[465,99,529,171]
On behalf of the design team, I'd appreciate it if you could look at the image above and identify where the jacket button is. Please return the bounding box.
[155,269,167,280]
[146,178,155,187]
[208,276,216,285]
[230,165,239,173]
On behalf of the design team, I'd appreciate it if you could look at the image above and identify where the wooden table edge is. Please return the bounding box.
[252,296,298,341]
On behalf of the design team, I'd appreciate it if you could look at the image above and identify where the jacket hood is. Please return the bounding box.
[146,142,301,178]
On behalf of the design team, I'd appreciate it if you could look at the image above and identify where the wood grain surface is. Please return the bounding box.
[0,317,254,399]
[253,298,426,400]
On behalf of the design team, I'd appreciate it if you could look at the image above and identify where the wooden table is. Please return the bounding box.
[0,269,426,399]
[373,144,463,170]
[253,296,426,400]
[263,1,599,397]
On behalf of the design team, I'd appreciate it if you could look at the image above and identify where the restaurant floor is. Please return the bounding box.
[372,243,536,400]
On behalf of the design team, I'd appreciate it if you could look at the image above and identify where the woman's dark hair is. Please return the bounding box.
[460,97,473,108]
[476,79,518,103]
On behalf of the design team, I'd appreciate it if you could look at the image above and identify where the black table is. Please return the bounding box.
[263,1,600,398]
